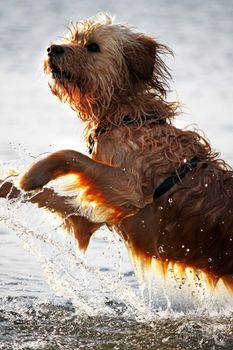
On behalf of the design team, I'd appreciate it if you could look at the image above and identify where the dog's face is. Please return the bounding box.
[44,14,171,119]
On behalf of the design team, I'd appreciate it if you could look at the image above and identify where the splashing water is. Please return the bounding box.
[1,207,233,350]
[0,200,147,318]
[1,158,233,318]
[1,159,233,349]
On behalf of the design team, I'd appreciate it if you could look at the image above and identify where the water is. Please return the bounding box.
[0,0,233,349]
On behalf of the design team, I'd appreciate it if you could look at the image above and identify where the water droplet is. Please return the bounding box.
[158,206,163,210]
[168,198,173,204]
[158,245,164,253]
[208,258,212,262]
[204,183,208,188]
[183,159,187,163]
[181,245,185,248]
[186,248,190,252]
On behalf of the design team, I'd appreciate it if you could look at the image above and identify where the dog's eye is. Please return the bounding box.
[85,43,100,53]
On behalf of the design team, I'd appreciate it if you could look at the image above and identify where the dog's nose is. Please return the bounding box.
[47,44,64,56]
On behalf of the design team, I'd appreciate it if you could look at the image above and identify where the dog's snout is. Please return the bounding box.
[47,44,64,56]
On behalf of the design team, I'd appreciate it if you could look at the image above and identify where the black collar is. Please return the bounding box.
[87,117,199,200]
[153,156,200,199]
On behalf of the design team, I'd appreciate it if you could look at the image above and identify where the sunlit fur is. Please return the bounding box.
[1,13,233,292]
[44,13,176,142]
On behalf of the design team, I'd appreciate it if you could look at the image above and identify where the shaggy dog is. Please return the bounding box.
[1,14,233,289]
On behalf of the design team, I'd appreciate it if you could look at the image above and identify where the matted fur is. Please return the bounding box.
[1,13,233,290]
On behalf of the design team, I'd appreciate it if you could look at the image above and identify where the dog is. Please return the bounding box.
[1,13,233,290]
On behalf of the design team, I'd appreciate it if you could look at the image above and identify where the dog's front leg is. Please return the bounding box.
[0,179,101,251]
[19,150,145,224]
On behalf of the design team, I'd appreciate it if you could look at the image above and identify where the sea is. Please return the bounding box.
[0,0,233,349]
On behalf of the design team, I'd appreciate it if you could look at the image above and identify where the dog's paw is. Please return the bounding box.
[19,167,52,191]
[19,157,58,191]
[0,180,22,200]
[19,150,73,191]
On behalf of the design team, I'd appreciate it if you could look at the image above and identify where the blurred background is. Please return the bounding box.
[0,0,233,293]
[0,0,233,162]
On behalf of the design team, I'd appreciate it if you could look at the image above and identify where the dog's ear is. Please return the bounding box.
[123,34,172,95]
[123,34,155,82]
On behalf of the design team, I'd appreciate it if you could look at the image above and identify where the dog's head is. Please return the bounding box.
[44,13,172,123]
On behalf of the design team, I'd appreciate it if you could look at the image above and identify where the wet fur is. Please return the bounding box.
[1,14,233,289]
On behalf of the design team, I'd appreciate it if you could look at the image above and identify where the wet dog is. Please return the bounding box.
[1,14,233,289]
